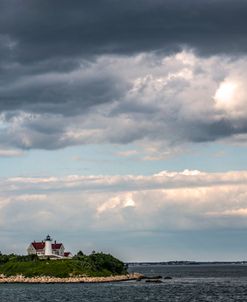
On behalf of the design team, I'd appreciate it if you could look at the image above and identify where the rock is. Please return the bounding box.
[0,273,143,284]
[149,275,162,279]
[142,275,162,280]
[164,276,172,280]
[145,279,162,283]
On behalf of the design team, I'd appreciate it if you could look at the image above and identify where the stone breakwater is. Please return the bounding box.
[0,273,143,284]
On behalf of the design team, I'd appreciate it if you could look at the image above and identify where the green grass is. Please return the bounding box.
[0,253,127,277]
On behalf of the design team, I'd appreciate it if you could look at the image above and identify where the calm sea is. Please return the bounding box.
[1,264,247,301]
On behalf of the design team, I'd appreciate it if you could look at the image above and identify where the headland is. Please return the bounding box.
[0,251,143,283]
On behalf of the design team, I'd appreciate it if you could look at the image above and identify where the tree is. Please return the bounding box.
[77,251,84,256]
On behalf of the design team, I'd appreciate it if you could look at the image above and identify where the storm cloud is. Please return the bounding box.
[0,0,247,151]
[1,0,247,62]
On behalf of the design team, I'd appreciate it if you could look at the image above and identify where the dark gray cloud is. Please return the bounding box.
[0,72,125,115]
[1,0,247,63]
[0,1,247,150]
[0,0,246,115]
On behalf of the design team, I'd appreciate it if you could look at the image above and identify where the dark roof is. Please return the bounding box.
[32,242,45,250]
[64,252,71,257]
[52,243,62,249]
[31,242,63,250]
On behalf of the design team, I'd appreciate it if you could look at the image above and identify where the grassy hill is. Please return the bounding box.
[0,252,127,277]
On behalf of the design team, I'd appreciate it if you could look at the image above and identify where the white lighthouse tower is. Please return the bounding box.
[44,235,53,256]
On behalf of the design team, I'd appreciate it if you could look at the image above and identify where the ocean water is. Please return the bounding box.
[1,265,247,301]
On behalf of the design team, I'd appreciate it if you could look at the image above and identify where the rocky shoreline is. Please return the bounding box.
[0,273,144,284]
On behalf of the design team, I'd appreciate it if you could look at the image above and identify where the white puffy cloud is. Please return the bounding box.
[97,193,136,215]
[214,76,247,118]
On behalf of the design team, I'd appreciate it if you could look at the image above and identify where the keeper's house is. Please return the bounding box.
[27,235,72,259]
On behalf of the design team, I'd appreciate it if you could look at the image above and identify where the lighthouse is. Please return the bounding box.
[44,234,53,256]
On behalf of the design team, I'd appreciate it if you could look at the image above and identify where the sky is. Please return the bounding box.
[1,0,247,261]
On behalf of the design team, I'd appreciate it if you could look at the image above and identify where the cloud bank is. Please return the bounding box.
[1,168,247,259]
[1,0,247,61]
[1,51,247,153]
[2,170,247,237]
[0,1,247,153]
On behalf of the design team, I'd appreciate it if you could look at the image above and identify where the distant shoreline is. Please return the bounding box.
[0,273,143,284]
[127,261,247,266]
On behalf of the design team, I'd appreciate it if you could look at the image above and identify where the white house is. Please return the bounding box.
[27,235,72,258]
